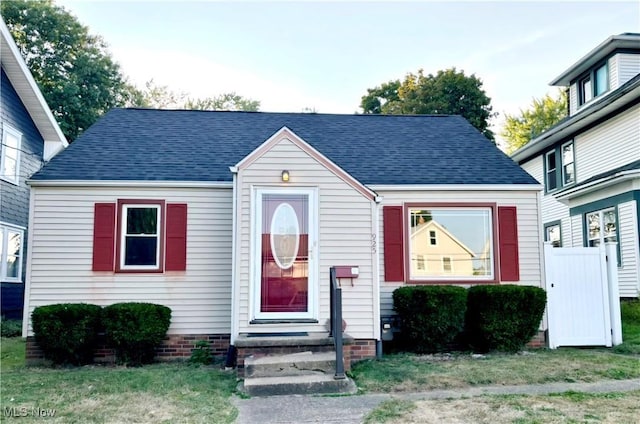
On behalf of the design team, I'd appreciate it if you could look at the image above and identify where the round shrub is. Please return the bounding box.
[465,284,546,353]
[393,285,467,353]
[103,302,171,366]
[31,303,102,365]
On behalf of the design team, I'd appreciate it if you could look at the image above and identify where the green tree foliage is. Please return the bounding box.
[361,68,496,140]
[502,90,568,153]
[1,0,135,141]
[132,79,260,111]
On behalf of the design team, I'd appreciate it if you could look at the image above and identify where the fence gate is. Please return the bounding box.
[544,243,621,349]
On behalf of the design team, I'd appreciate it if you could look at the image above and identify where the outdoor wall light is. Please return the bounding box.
[281,170,290,182]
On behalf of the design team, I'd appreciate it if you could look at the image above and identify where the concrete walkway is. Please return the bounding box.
[233,378,640,424]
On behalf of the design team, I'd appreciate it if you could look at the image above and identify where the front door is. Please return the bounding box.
[253,188,316,320]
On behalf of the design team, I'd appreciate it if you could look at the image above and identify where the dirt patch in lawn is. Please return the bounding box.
[386,391,640,424]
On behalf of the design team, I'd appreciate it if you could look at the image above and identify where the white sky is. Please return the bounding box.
[57,0,639,145]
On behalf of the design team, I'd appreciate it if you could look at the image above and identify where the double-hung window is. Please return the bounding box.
[1,125,22,185]
[544,222,562,247]
[119,202,162,270]
[545,150,558,191]
[93,200,187,273]
[578,63,608,106]
[0,223,24,282]
[545,141,575,192]
[561,142,575,185]
[586,208,617,248]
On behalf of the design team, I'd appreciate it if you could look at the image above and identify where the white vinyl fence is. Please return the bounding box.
[544,242,623,349]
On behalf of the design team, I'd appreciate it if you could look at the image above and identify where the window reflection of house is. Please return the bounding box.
[410,220,476,277]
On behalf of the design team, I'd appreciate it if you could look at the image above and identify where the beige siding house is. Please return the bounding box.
[513,33,640,298]
[24,110,542,368]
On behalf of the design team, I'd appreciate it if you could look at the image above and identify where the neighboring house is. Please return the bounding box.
[0,19,67,319]
[512,33,640,298]
[23,109,543,365]
[409,219,476,277]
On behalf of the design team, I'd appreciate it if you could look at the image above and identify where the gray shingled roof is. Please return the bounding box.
[31,109,538,186]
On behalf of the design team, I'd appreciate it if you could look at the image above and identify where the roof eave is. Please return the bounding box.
[0,18,68,151]
[554,170,640,204]
[511,79,640,163]
[549,34,640,86]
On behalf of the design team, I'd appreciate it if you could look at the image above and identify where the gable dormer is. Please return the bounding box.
[549,33,640,116]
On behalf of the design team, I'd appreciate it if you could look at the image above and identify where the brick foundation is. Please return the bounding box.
[26,334,231,365]
[526,330,547,348]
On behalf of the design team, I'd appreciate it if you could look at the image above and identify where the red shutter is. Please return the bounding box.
[383,206,405,282]
[93,203,116,271]
[165,203,188,271]
[498,206,519,281]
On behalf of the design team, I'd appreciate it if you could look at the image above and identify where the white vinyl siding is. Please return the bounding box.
[609,54,619,90]
[236,137,376,339]
[616,53,640,88]
[377,189,543,318]
[26,186,233,336]
[575,105,640,183]
[521,157,572,246]
[569,83,578,116]
[617,201,639,297]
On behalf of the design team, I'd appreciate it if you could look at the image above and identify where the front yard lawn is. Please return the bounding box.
[0,338,238,423]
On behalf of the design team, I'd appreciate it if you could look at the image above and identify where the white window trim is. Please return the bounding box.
[119,204,161,270]
[1,124,22,185]
[0,222,25,283]
[561,140,575,186]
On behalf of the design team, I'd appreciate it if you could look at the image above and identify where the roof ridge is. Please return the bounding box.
[115,108,460,118]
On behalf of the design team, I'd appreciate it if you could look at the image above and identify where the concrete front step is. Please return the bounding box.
[244,351,336,378]
[241,373,357,396]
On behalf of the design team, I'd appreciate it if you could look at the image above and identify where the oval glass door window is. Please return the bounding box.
[270,203,300,269]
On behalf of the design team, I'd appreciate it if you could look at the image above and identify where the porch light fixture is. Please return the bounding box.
[281,170,290,182]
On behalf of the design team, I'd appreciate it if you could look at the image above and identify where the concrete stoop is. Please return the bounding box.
[240,351,357,396]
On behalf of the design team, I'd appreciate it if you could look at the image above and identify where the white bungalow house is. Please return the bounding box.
[23,109,544,374]
[512,33,640,298]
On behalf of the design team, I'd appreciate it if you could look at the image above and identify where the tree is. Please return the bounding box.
[184,92,260,112]
[132,80,260,111]
[1,0,135,141]
[501,90,568,153]
[361,68,496,140]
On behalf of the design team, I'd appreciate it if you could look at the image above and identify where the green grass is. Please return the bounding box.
[1,337,25,371]
[614,300,640,354]
[0,338,238,423]
[350,349,640,392]
[363,399,416,424]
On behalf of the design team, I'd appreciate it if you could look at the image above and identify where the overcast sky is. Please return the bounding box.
[57,0,639,143]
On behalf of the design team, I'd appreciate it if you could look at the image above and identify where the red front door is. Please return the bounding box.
[259,192,310,314]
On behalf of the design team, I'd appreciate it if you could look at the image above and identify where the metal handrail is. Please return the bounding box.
[329,267,345,379]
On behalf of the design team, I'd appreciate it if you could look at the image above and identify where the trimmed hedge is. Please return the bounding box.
[31,303,102,365]
[393,285,467,353]
[465,284,546,353]
[103,302,171,365]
